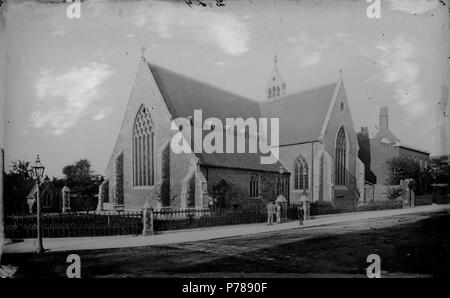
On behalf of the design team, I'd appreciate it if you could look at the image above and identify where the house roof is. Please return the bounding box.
[26,184,38,199]
[259,83,337,145]
[147,61,337,172]
[393,142,430,155]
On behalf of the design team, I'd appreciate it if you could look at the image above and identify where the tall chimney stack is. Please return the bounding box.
[379,106,388,131]
[360,126,369,137]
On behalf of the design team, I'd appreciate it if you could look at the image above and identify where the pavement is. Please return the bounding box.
[4,204,450,254]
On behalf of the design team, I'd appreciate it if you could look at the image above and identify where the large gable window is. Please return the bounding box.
[334,126,346,186]
[133,105,154,187]
[294,156,308,190]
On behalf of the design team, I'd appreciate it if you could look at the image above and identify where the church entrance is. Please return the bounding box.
[211,179,232,209]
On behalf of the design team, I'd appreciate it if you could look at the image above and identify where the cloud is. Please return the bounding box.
[132,1,250,56]
[369,37,426,116]
[32,62,114,135]
[51,25,68,37]
[288,32,355,67]
[92,107,113,121]
[387,0,439,15]
[300,52,321,67]
[215,60,231,66]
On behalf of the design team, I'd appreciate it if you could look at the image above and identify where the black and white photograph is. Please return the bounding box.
[0,0,449,285]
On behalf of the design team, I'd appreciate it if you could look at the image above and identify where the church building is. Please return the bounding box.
[98,54,365,211]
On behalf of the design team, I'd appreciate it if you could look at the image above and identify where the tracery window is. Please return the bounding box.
[294,156,308,190]
[133,105,154,187]
[334,126,347,186]
[249,173,260,198]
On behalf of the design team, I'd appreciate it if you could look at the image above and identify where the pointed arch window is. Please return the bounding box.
[294,156,308,190]
[249,173,259,198]
[335,127,346,186]
[276,86,280,97]
[133,105,154,187]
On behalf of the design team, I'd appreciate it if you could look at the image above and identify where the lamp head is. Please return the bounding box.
[32,154,45,179]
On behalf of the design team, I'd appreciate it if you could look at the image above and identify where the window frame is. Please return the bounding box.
[132,105,155,189]
[293,155,309,191]
[334,126,347,187]
[249,172,260,198]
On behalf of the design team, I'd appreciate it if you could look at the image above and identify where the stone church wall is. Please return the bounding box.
[279,142,321,203]
[321,83,360,202]
[205,167,287,209]
[105,60,197,211]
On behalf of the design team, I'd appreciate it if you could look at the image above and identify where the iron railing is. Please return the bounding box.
[4,211,143,239]
[153,208,267,232]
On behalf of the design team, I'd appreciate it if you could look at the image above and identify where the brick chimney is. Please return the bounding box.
[360,126,369,137]
[379,106,388,131]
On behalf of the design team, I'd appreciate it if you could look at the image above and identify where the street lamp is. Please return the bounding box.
[278,166,284,196]
[29,154,45,253]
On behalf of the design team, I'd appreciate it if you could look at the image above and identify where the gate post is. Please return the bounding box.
[142,204,154,236]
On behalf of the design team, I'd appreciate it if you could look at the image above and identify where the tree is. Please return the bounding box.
[62,159,103,207]
[386,156,422,185]
[4,159,35,214]
[428,156,450,185]
[63,159,92,185]
[9,160,31,180]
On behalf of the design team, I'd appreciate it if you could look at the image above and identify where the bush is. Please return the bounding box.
[387,186,404,200]
[310,201,340,216]
[307,199,403,216]
[358,199,403,211]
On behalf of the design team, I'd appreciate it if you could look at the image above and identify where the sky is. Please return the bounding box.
[1,0,449,178]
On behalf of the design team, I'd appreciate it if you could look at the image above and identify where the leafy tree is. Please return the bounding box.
[62,159,103,201]
[63,159,92,184]
[386,156,422,185]
[9,160,31,180]
[428,156,450,184]
[4,160,34,214]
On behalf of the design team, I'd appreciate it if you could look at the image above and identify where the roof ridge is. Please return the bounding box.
[284,81,338,98]
[148,61,338,104]
[147,62,259,104]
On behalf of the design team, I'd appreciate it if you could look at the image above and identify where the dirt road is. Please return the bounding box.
[3,210,449,278]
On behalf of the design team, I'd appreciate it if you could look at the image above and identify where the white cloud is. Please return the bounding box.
[300,52,321,67]
[288,32,356,67]
[215,60,231,66]
[51,25,68,37]
[371,37,426,116]
[387,0,439,15]
[133,1,250,56]
[93,107,113,121]
[32,62,114,135]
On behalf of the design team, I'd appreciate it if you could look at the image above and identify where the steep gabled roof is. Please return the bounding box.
[148,63,260,121]
[259,82,338,145]
[145,61,338,171]
[148,62,284,173]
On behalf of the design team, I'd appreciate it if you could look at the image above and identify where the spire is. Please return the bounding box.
[266,54,286,100]
[141,46,146,61]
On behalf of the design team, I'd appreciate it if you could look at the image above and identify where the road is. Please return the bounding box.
[3,210,449,278]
